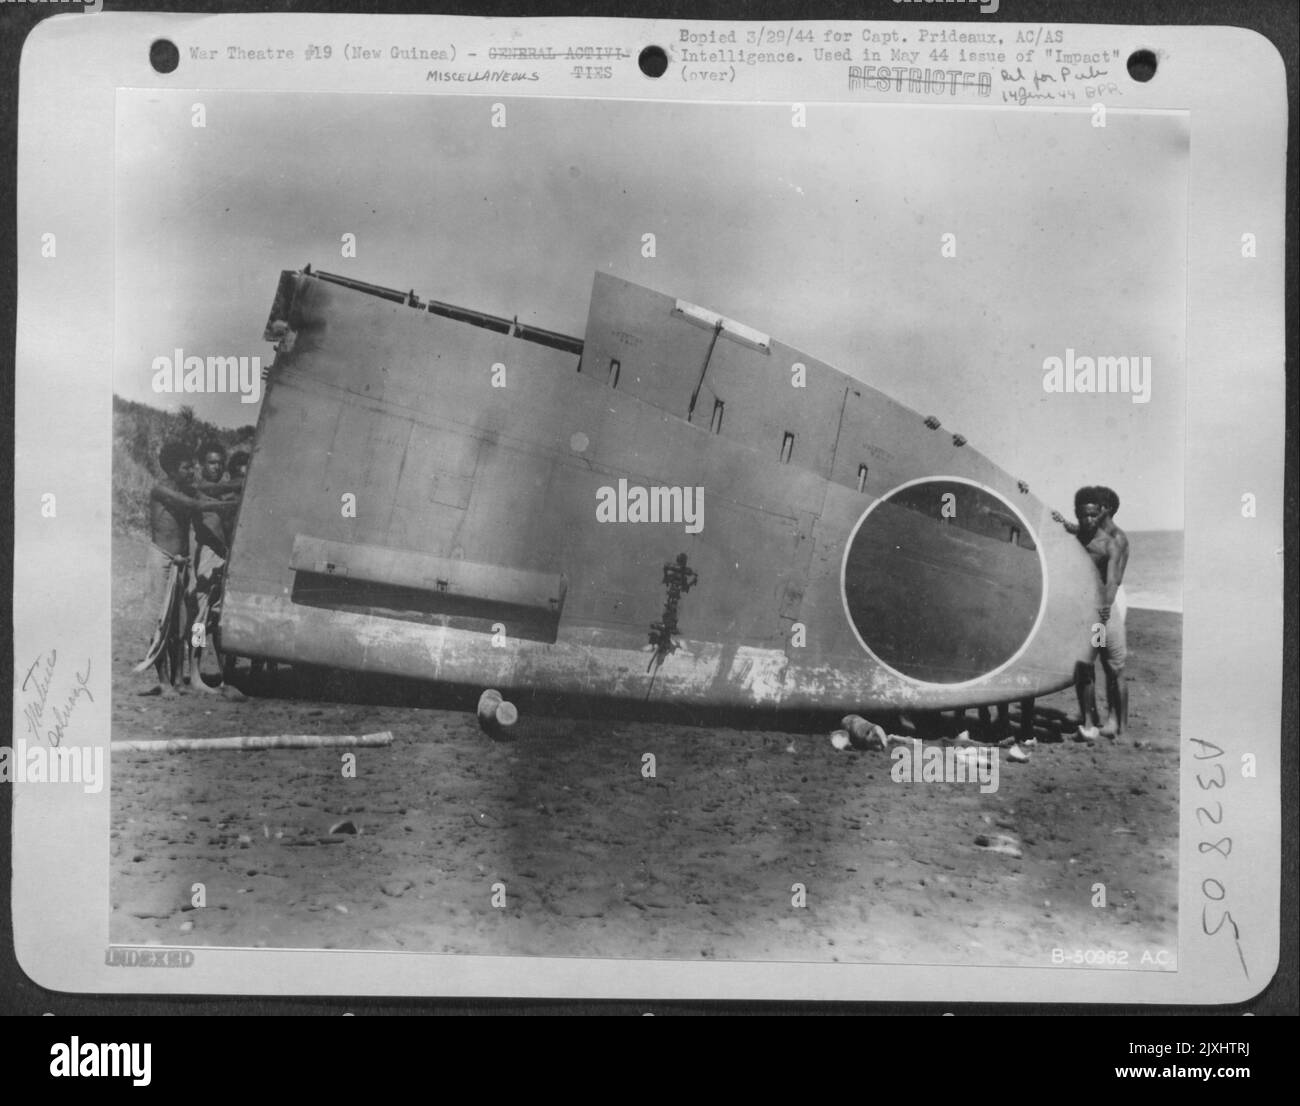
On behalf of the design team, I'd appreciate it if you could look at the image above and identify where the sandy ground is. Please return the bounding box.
[111,531,1180,967]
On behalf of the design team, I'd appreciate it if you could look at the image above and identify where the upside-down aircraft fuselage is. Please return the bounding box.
[218,268,1099,714]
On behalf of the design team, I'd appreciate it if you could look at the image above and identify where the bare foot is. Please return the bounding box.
[1100,719,1120,740]
[193,677,223,694]
[139,685,163,697]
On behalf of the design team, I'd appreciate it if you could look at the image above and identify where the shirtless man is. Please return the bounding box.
[190,441,238,691]
[134,441,239,695]
[1053,486,1130,739]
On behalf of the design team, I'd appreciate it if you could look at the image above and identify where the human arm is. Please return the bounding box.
[204,495,240,516]
[1050,510,1079,535]
[194,480,244,496]
[1098,531,1130,618]
[151,483,240,515]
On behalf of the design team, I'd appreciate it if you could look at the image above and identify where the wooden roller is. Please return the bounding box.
[476,689,518,735]
[111,731,394,753]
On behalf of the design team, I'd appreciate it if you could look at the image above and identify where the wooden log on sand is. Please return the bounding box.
[477,688,503,724]
[111,731,394,753]
[476,689,518,736]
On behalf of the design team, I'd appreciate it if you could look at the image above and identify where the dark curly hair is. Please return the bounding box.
[1093,486,1120,514]
[1074,485,1120,515]
[158,440,191,476]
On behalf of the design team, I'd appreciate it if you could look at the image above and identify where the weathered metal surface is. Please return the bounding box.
[221,269,1099,713]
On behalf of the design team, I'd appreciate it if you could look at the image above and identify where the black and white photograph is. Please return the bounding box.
[106,90,1187,967]
[7,9,1287,1010]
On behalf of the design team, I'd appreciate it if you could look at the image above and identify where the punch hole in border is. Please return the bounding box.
[150,39,180,74]
[1126,48,1157,82]
[638,45,668,78]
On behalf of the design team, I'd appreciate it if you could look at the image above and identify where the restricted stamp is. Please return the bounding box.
[8,8,1287,1006]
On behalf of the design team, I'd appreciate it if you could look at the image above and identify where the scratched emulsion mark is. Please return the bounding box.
[643,553,700,699]
[20,650,95,748]
[647,553,699,669]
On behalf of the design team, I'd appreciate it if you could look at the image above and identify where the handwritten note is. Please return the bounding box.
[21,650,94,748]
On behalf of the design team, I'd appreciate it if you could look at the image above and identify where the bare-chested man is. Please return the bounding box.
[1053,486,1130,740]
[190,440,238,691]
[134,440,239,695]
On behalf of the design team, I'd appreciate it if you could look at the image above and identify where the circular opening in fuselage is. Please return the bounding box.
[841,477,1046,686]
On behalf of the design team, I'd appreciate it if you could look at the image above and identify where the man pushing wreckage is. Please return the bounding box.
[1053,485,1131,741]
[832,483,1132,768]
[134,440,241,697]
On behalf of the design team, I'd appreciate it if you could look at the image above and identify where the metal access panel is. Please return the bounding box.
[580,272,717,417]
[289,535,566,611]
